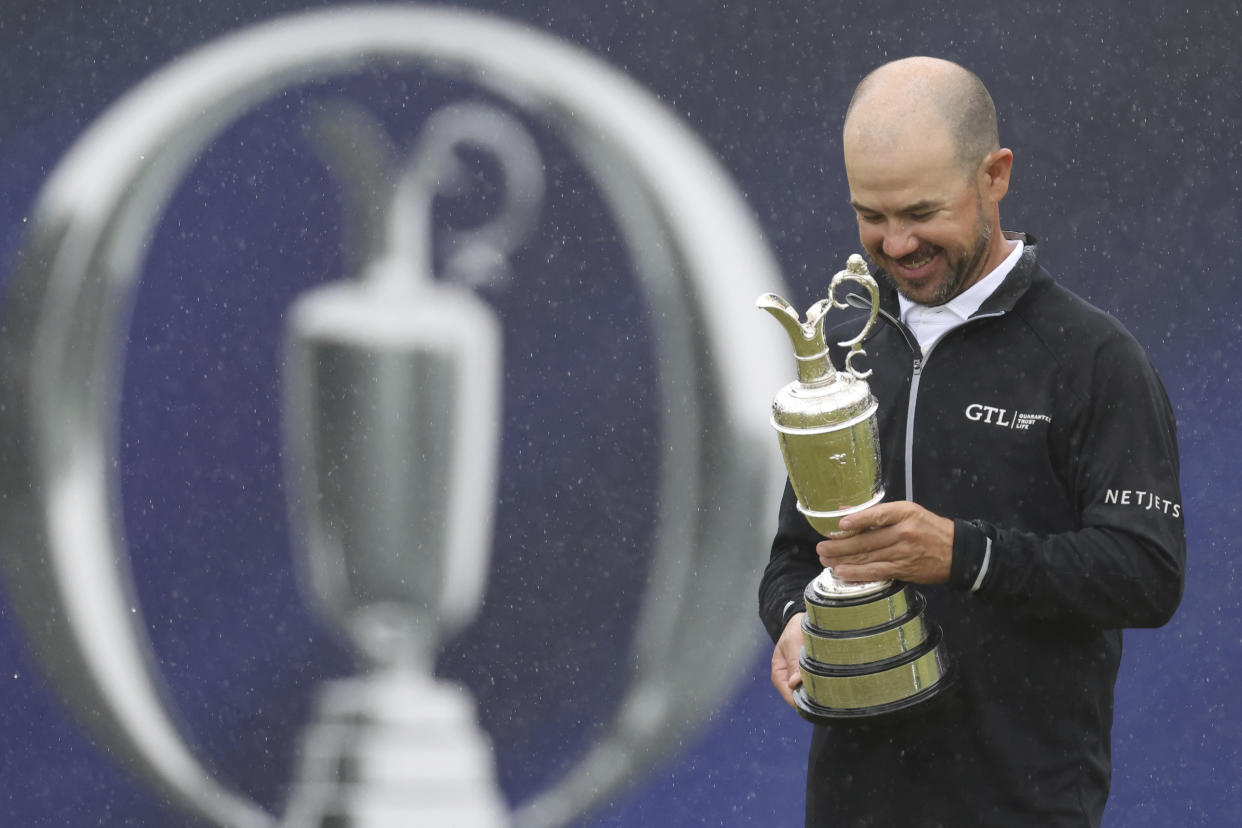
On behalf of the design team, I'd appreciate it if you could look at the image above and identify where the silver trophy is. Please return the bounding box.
[759,255,955,723]
[279,273,508,827]
[277,102,545,827]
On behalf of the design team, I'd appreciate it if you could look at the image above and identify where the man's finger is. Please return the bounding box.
[838,502,900,532]
[787,663,802,690]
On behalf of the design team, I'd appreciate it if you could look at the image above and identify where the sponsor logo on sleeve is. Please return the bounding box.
[1104,488,1182,518]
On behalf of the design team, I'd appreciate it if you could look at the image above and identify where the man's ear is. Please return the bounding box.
[980,148,1014,202]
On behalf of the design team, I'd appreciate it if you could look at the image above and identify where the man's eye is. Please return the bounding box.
[858,213,884,224]
[910,212,935,222]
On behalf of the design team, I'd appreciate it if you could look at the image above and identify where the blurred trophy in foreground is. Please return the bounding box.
[758,255,955,724]
[279,102,543,826]
[0,8,800,827]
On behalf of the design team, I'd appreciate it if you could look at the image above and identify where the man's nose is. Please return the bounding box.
[881,226,918,259]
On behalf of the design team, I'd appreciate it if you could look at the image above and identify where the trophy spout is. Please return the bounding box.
[756,293,837,386]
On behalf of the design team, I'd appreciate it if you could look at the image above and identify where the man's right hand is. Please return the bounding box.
[771,611,805,708]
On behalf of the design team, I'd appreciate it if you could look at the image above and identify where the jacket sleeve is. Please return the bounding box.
[950,331,1186,629]
[758,479,824,643]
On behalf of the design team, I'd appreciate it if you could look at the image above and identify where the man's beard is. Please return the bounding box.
[870,200,993,307]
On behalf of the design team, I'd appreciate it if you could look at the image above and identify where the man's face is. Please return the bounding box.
[844,128,994,306]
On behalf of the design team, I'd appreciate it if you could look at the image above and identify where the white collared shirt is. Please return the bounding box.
[898,238,1024,354]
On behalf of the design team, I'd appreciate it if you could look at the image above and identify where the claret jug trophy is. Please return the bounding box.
[758,255,955,724]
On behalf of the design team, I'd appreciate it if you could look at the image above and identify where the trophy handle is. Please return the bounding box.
[828,254,881,379]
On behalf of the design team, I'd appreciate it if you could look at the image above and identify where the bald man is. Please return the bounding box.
[759,58,1185,827]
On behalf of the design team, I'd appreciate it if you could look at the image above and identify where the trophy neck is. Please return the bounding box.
[345,603,438,673]
[812,567,891,600]
[795,348,839,387]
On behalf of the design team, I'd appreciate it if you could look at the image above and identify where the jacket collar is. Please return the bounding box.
[976,231,1040,316]
[874,231,1040,318]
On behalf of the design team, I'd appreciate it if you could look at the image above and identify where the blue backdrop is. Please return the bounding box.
[2,1,1238,825]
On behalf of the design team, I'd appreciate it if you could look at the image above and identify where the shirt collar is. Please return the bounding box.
[899,237,1024,325]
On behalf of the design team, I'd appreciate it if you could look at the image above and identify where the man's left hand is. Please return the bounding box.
[816,501,954,584]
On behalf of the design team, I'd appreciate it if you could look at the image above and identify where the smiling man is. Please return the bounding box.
[843,59,1010,308]
[759,57,1186,827]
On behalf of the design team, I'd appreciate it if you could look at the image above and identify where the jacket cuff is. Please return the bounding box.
[762,591,808,643]
[949,519,993,592]
[781,596,805,627]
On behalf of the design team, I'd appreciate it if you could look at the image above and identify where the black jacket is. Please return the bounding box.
[758,235,1185,827]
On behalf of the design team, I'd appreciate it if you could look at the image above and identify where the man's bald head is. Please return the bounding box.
[844,57,999,174]
[841,57,1013,306]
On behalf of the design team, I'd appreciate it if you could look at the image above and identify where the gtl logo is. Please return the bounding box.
[964,403,1051,431]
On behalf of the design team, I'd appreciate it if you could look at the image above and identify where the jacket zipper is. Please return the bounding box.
[858,298,925,501]
[895,309,1006,503]
[847,292,1008,503]
[906,355,923,501]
